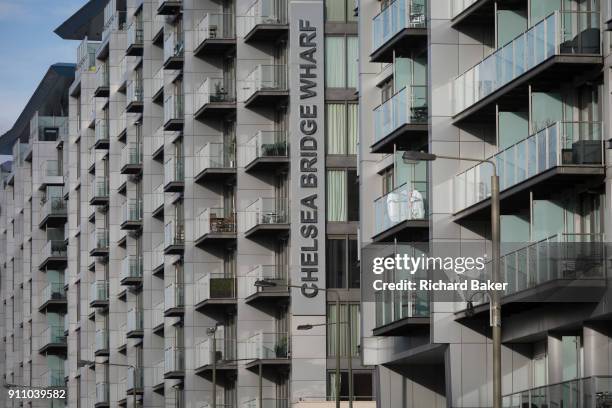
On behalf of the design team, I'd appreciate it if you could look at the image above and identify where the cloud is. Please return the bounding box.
[0,1,28,21]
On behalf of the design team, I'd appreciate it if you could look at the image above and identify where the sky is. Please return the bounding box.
[0,0,85,137]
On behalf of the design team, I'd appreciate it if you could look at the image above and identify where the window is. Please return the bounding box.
[327,169,359,222]
[327,303,360,357]
[327,371,373,401]
[325,0,357,22]
[326,237,359,288]
[325,36,358,88]
[326,103,358,155]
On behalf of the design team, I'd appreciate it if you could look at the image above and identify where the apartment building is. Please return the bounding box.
[359,0,612,407]
[0,0,372,406]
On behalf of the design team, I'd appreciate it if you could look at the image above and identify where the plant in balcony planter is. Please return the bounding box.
[275,336,288,358]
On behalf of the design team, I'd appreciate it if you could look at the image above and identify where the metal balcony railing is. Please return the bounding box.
[245,265,288,298]
[373,180,427,235]
[164,31,184,62]
[373,86,427,143]
[196,208,236,237]
[243,197,289,231]
[197,77,236,109]
[240,65,287,102]
[372,0,426,52]
[197,13,235,44]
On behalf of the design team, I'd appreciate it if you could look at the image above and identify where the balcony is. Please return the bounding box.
[242,131,289,172]
[164,93,184,130]
[165,220,185,255]
[40,159,64,188]
[127,366,144,394]
[451,0,494,26]
[371,86,427,153]
[457,233,607,321]
[245,265,289,304]
[153,66,164,104]
[241,332,290,370]
[39,325,67,354]
[371,0,426,62]
[126,20,144,56]
[195,142,237,182]
[121,199,143,230]
[373,180,428,242]
[242,0,288,42]
[42,368,66,388]
[164,283,185,316]
[94,119,110,149]
[39,240,68,270]
[158,0,181,15]
[241,65,288,108]
[195,13,236,55]
[95,328,109,356]
[164,156,184,192]
[90,281,109,308]
[195,77,236,120]
[195,272,236,311]
[39,196,67,229]
[121,255,143,285]
[90,178,109,205]
[153,360,165,391]
[195,208,236,245]
[127,308,144,338]
[195,335,237,375]
[152,184,165,218]
[121,142,143,174]
[243,399,289,408]
[126,80,144,112]
[164,346,185,378]
[163,31,184,69]
[39,282,67,312]
[454,122,604,218]
[94,64,110,97]
[243,198,289,238]
[90,229,109,257]
[153,302,165,332]
[95,382,110,407]
[453,11,601,122]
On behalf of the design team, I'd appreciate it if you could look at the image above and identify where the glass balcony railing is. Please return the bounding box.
[164,156,184,185]
[164,31,184,62]
[196,142,236,173]
[30,113,68,141]
[196,272,235,303]
[90,229,109,251]
[96,64,109,89]
[127,80,143,105]
[127,20,143,48]
[374,85,427,143]
[241,332,290,360]
[165,283,185,310]
[240,65,288,102]
[502,376,612,408]
[41,196,67,220]
[153,184,164,212]
[122,199,143,224]
[95,328,109,351]
[197,77,236,110]
[121,255,143,281]
[40,240,68,261]
[451,0,478,18]
[90,281,109,303]
[196,207,236,238]
[96,382,110,404]
[42,326,66,346]
[153,125,165,153]
[165,220,185,248]
[372,0,426,52]
[242,399,289,408]
[454,121,603,212]
[76,37,98,74]
[373,180,428,235]
[154,360,165,385]
[95,119,109,142]
[242,131,288,167]
[164,346,185,373]
[42,282,67,304]
[197,13,235,44]
[243,197,289,231]
[127,366,144,391]
[121,142,142,168]
[43,160,63,177]
[245,264,288,298]
[153,66,164,96]
[91,177,109,199]
[164,94,184,123]
[127,308,144,333]
[153,302,165,328]
[42,368,66,388]
[454,11,601,115]
[241,0,287,35]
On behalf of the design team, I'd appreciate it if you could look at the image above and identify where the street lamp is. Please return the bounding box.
[254,280,353,408]
[402,150,502,408]
[78,359,138,408]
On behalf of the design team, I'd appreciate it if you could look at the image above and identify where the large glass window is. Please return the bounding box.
[325,0,357,22]
[327,371,373,401]
[327,303,360,357]
[325,36,358,88]
[327,169,358,222]
[326,236,359,288]
[326,103,358,155]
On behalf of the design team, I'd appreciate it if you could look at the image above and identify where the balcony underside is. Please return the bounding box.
[195,102,236,121]
[244,157,289,173]
[383,343,447,368]
[454,278,607,323]
[163,181,184,192]
[94,139,110,149]
[451,0,494,27]
[153,87,164,105]
[245,358,290,372]
[164,370,184,379]
[370,123,428,154]
[126,43,143,56]
[120,276,142,286]
[164,244,184,255]
[153,144,165,162]
[126,329,144,338]
[195,298,237,313]
[38,343,67,355]
[95,402,109,408]
[606,17,612,31]
[164,306,184,317]
[39,214,68,229]
[195,39,236,56]
[454,165,605,221]
[371,220,429,243]
[244,91,289,109]
[195,232,237,247]
[370,28,427,63]
[244,224,290,239]
[195,168,236,184]
[94,86,110,98]
[163,118,184,131]
[90,300,109,308]
[157,1,181,15]
[454,55,603,124]
[195,361,238,378]
[245,290,290,306]
[38,299,68,313]
[39,257,67,271]
[163,56,184,70]
[120,163,142,175]
[95,348,109,356]
[126,101,143,113]
[90,196,109,206]
[89,248,109,257]
[120,220,143,231]
[373,316,430,336]
[152,204,164,220]
[244,24,289,43]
